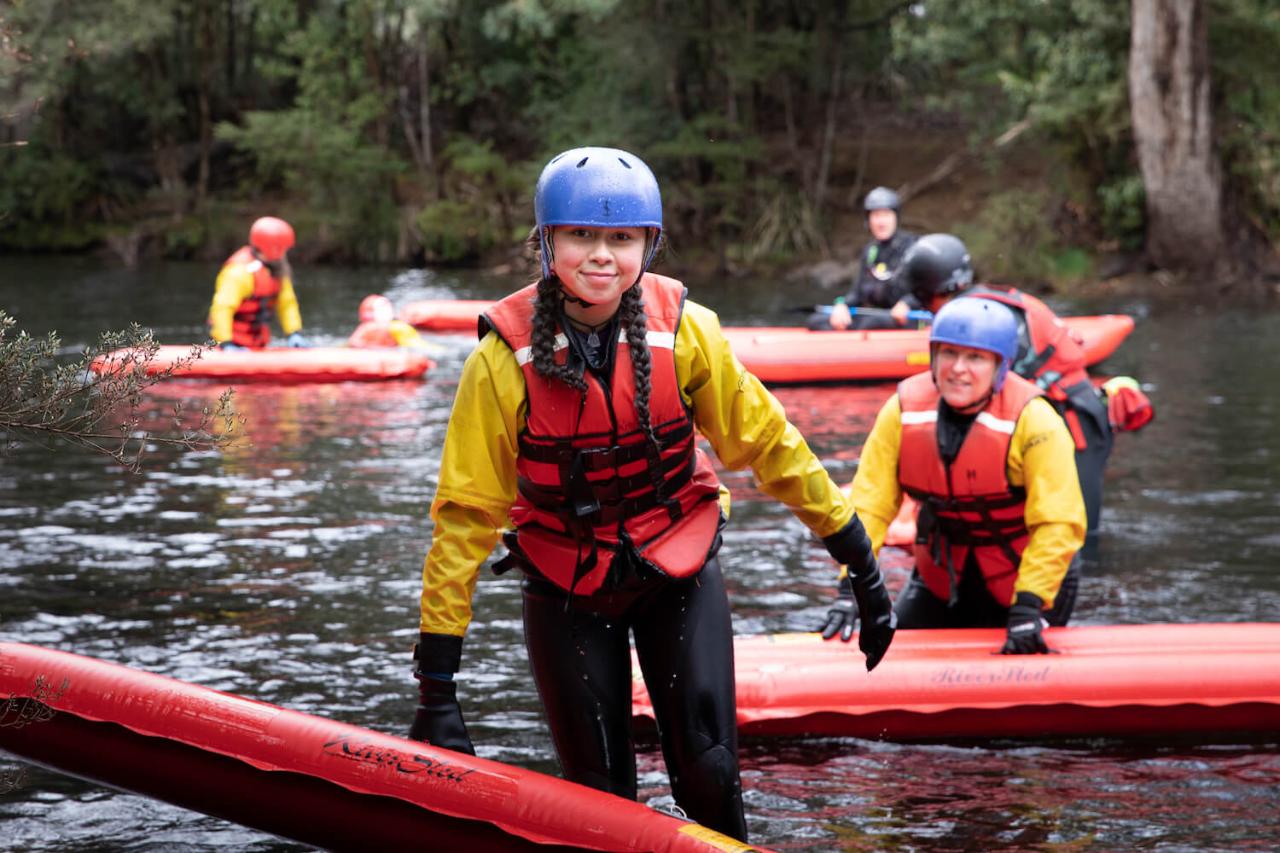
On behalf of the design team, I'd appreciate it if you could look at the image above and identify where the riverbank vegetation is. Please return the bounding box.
[2,1,1277,291]
[0,313,238,470]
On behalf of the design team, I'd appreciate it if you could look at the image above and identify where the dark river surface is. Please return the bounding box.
[1,254,1277,852]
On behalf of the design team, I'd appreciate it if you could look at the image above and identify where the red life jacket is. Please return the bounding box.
[967,287,1096,449]
[223,246,283,348]
[482,273,723,597]
[347,322,398,348]
[897,370,1043,606]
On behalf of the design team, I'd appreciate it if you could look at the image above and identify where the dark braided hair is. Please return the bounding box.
[530,275,587,391]
[617,283,657,440]
[526,225,657,440]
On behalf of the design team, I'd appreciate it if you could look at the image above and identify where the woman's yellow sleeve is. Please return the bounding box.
[419,333,525,635]
[207,266,254,343]
[848,394,905,555]
[674,300,853,538]
[1007,396,1088,607]
[276,276,303,335]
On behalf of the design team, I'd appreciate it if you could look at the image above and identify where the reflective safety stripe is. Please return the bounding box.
[901,409,937,426]
[976,411,1017,435]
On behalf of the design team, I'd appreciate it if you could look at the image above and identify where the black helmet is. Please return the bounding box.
[863,186,900,213]
[900,233,973,303]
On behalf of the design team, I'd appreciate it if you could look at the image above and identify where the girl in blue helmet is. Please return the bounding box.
[407,146,895,841]
[825,297,1086,655]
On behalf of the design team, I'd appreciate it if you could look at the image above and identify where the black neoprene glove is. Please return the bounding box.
[821,517,897,671]
[1000,591,1050,655]
[407,633,475,754]
[409,675,475,754]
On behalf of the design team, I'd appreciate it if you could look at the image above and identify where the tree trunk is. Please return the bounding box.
[1129,0,1225,271]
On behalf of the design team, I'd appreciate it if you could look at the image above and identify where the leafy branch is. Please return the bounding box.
[0,311,240,471]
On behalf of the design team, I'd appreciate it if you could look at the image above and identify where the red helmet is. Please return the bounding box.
[359,294,394,324]
[249,217,296,262]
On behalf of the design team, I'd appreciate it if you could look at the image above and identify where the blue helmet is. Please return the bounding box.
[929,297,1020,391]
[534,146,663,279]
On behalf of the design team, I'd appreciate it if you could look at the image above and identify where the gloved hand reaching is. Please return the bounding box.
[821,516,897,670]
[817,574,859,642]
[285,332,310,348]
[1102,376,1154,432]
[408,673,476,755]
[1000,591,1050,655]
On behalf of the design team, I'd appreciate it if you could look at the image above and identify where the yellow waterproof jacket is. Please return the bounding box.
[208,255,303,343]
[849,393,1085,607]
[420,298,856,637]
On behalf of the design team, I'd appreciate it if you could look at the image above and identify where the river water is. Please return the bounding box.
[1,255,1277,851]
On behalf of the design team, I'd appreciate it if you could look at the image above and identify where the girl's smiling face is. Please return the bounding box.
[551,225,648,321]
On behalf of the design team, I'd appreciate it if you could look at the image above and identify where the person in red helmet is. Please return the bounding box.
[347,294,427,349]
[208,217,308,350]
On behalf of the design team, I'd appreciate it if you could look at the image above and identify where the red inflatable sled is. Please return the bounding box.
[397,300,1133,384]
[0,643,762,852]
[633,624,1280,741]
[720,314,1134,384]
[91,345,434,383]
[399,299,494,332]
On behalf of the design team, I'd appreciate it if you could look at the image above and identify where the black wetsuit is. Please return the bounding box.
[515,316,748,842]
[808,229,918,330]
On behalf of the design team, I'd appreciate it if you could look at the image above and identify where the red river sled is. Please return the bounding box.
[399,298,494,332]
[720,314,1134,384]
[0,643,761,852]
[397,299,1133,384]
[91,345,433,383]
[632,624,1280,741]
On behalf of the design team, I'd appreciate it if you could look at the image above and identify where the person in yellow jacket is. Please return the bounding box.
[408,147,895,844]
[820,298,1086,656]
[346,294,427,349]
[208,216,307,350]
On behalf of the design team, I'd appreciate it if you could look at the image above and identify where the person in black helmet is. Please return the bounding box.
[895,233,1154,561]
[808,186,917,331]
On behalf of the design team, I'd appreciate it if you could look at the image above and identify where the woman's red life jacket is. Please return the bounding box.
[347,322,398,348]
[223,246,283,348]
[897,370,1043,606]
[482,273,723,597]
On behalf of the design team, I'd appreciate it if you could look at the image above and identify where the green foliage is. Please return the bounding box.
[959,190,1078,285]
[0,145,103,250]
[416,198,500,263]
[1096,173,1147,252]
[3,0,1276,267]
[892,0,1133,245]
[0,312,238,472]
[1210,0,1280,243]
[413,137,532,262]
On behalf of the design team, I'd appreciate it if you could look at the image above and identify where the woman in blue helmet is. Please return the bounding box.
[407,147,895,841]
[822,298,1086,654]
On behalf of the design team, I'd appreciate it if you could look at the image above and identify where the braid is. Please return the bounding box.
[619,284,655,439]
[531,276,586,391]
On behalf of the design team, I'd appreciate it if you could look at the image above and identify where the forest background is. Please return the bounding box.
[2,0,1278,295]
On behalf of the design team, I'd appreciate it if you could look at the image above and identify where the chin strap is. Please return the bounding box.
[559,287,597,308]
